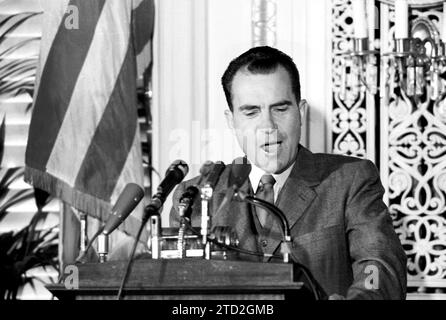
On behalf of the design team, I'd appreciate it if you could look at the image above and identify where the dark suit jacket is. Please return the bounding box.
[170,145,407,299]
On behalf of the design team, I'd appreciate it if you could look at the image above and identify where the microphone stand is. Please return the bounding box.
[149,214,161,259]
[176,186,199,259]
[177,203,188,258]
[200,183,213,260]
[97,233,109,263]
[235,189,292,263]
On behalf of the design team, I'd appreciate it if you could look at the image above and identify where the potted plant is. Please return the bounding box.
[0,11,58,300]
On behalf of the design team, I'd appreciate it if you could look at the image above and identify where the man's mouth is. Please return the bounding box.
[260,141,283,153]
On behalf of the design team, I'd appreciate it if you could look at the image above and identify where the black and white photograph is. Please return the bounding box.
[0,0,445,309]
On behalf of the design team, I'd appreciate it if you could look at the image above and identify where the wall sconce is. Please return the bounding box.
[340,0,446,102]
[385,0,446,101]
[339,0,378,101]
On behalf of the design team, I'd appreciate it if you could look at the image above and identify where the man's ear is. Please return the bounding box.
[298,99,308,126]
[224,109,234,130]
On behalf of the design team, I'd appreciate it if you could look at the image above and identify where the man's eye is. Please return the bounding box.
[274,106,288,112]
[243,109,259,116]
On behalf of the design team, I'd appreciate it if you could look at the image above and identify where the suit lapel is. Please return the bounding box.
[263,145,321,259]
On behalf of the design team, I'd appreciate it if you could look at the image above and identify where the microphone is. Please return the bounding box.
[197,161,226,259]
[203,161,226,189]
[214,157,251,217]
[179,186,199,220]
[103,183,145,235]
[145,159,189,217]
[176,160,211,259]
[76,183,144,263]
[178,161,225,220]
[198,160,214,183]
[228,157,251,189]
[180,161,214,210]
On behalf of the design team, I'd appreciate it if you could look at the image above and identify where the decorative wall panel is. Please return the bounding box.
[332,0,446,294]
[382,3,446,292]
[332,0,370,159]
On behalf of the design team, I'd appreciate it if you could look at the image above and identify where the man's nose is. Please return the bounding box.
[259,110,276,131]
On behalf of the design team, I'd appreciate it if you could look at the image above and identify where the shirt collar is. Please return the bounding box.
[249,161,296,193]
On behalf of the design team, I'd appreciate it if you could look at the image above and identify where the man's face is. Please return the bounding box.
[225,65,303,174]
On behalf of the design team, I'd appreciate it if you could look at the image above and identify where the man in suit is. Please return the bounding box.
[170,46,407,299]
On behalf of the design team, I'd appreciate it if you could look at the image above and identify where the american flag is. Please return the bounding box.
[24,0,154,259]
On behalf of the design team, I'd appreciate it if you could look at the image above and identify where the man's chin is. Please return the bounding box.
[252,158,283,174]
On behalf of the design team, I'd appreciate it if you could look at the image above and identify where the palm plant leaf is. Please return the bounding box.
[1,213,58,300]
[0,167,24,194]
[5,228,27,257]
[0,12,41,47]
[0,59,37,95]
[23,209,49,255]
[0,59,37,77]
[0,12,41,99]
[0,116,4,163]
[0,168,32,219]
[0,80,35,96]
[0,37,40,57]
[0,189,35,221]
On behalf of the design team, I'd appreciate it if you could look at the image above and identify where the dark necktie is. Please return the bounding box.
[255,174,276,228]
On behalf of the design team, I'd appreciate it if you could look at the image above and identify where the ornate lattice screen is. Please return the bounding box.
[332,0,446,296]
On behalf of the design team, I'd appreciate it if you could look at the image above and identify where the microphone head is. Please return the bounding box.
[204,161,226,189]
[199,160,214,177]
[103,183,145,235]
[155,160,189,204]
[179,185,200,220]
[166,159,189,183]
[229,157,251,189]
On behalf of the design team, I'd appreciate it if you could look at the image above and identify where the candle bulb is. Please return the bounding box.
[367,0,375,49]
[395,0,409,39]
[442,1,446,43]
[352,0,368,39]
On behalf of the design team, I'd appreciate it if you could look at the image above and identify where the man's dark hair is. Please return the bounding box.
[221,46,301,112]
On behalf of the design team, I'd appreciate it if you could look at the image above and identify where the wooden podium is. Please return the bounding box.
[47,258,313,300]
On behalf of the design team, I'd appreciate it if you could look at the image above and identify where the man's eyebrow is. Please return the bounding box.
[270,100,292,108]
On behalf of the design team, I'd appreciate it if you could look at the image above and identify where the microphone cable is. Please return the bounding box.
[183,220,324,300]
[184,220,266,258]
[240,195,290,239]
[290,252,327,300]
[116,215,148,300]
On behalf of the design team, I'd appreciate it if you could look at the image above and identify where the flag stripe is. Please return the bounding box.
[45,0,131,187]
[112,129,146,242]
[32,0,71,99]
[133,0,155,55]
[74,44,138,200]
[110,126,143,205]
[25,0,106,171]
[136,40,152,77]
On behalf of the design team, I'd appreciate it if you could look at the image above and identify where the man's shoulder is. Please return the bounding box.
[312,152,367,167]
[305,150,378,181]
